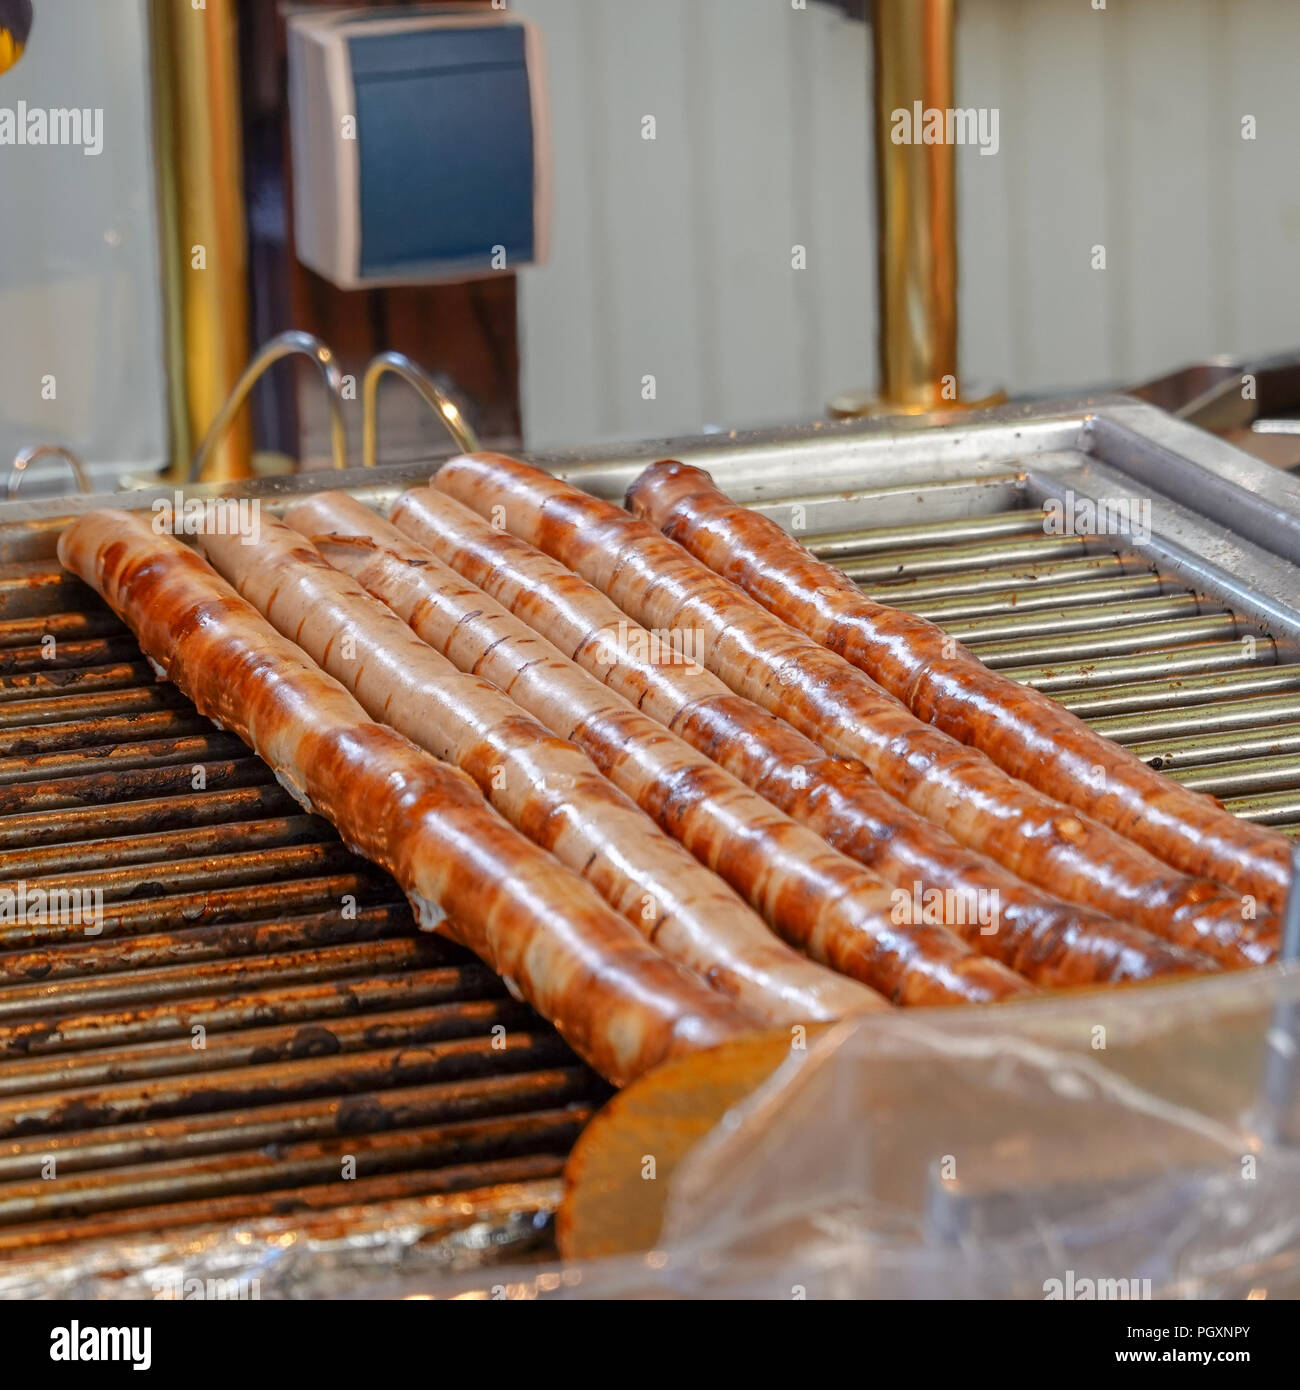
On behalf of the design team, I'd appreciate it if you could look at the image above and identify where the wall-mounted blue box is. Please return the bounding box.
[288,5,549,288]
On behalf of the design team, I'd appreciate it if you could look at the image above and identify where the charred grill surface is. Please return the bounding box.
[0,574,604,1264]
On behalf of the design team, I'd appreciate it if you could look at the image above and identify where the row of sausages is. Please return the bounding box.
[282,492,1029,1006]
[437,453,1283,966]
[626,460,1292,914]
[57,512,750,1086]
[57,449,1288,1085]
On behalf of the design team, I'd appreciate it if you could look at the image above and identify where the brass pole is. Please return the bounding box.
[873,0,957,412]
[149,0,253,481]
[831,0,1000,419]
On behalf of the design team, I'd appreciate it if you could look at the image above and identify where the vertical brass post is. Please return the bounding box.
[831,0,998,419]
[872,0,957,412]
[150,0,253,481]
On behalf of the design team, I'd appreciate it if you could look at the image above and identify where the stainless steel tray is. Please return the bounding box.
[7,392,1300,635]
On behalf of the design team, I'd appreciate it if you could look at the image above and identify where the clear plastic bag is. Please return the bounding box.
[380,966,1300,1299]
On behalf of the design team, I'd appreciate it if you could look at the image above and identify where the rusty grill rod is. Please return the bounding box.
[0,1107,591,1225]
[0,610,123,647]
[0,780,294,839]
[0,873,399,950]
[0,999,536,1098]
[0,904,418,987]
[0,1154,570,1255]
[0,663,162,703]
[0,935,459,1026]
[0,813,330,878]
[0,1032,577,1140]
[0,731,248,786]
[0,1069,594,1180]
[0,964,505,1057]
[0,685,190,730]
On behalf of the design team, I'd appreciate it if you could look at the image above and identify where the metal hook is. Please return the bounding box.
[362,350,480,471]
[186,331,349,483]
[7,445,92,500]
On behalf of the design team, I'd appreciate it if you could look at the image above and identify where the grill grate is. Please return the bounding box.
[796,485,1300,831]
[0,571,604,1266]
[4,447,1296,1273]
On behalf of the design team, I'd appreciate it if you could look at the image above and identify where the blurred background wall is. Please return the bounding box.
[0,0,167,483]
[513,0,1300,447]
[1,0,1297,473]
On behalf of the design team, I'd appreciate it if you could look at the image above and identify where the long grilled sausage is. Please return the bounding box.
[627,459,1293,913]
[432,453,1278,966]
[199,517,873,1026]
[382,485,1224,982]
[56,510,751,1086]
[286,491,1035,1006]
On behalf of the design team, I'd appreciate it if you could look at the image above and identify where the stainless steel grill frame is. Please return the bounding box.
[3,390,1300,1287]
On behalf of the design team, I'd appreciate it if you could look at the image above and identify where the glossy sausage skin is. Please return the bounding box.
[203,512,875,1027]
[433,453,1278,967]
[57,510,751,1086]
[287,495,1032,1007]
[628,459,1293,913]
[384,485,1220,986]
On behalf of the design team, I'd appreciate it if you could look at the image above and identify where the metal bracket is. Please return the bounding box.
[186,331,349,483]
[361,350,479,471]
[6,445,91,500]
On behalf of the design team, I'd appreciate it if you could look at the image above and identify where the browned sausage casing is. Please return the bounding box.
[432,452,1278,967]
[56,510,751,1086]
[383,484,1223,983]
[287,492,1035,1007]
[627,459,1293,914]
[200,515,873,1027]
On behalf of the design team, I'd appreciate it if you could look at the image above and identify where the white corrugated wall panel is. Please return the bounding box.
[515,0,1300,448]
